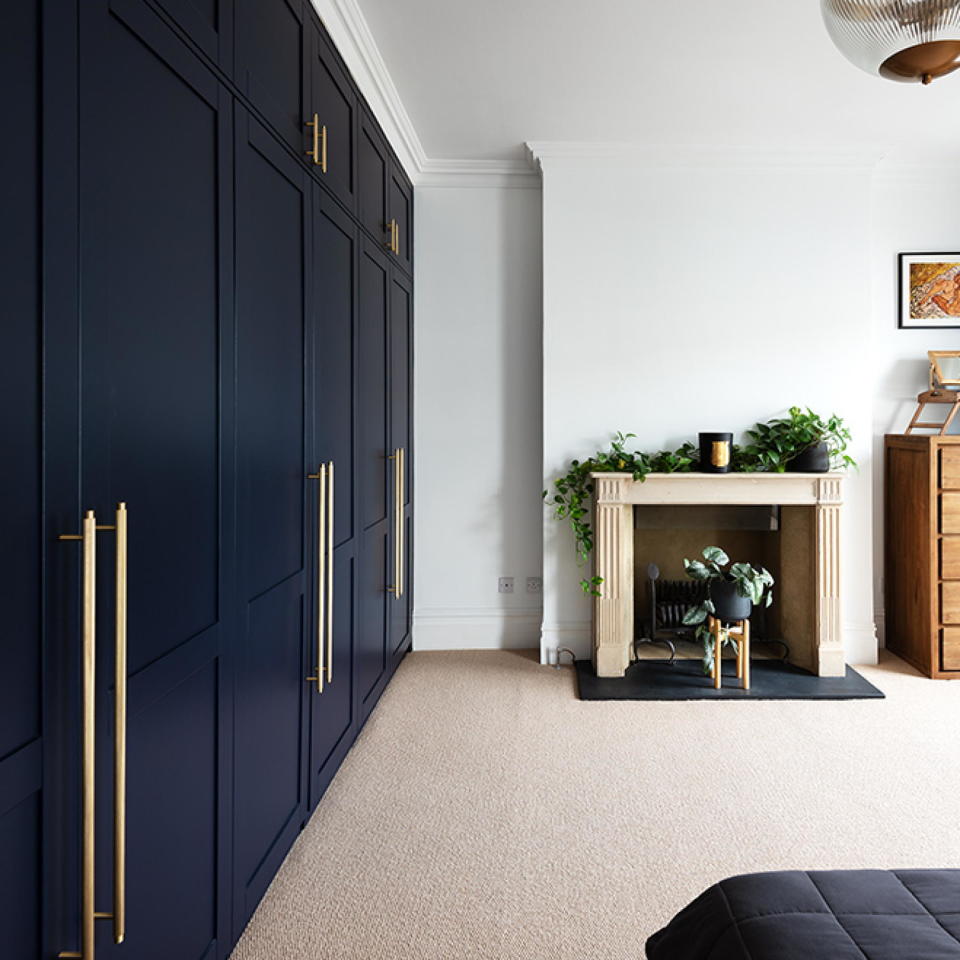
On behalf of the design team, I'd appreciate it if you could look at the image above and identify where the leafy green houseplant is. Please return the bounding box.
[681,547,775,674]
[545,408,854,596]
[741,406,855,473]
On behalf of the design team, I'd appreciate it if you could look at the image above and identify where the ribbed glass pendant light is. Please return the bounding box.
[822,0,960,83]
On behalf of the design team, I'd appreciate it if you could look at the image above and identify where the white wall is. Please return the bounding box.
[412,184,544,649]
[537,148,879,666]
[871,168,960,644]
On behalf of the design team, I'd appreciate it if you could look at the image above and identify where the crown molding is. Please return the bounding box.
[310,0,540,189]
[309,0,427,178]
[418,157,540,189]
[526,141,886,170]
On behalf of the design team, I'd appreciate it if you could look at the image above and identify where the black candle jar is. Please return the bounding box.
[699,432,733,473]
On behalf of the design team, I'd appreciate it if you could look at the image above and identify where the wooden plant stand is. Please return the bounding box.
[707,616,750,690]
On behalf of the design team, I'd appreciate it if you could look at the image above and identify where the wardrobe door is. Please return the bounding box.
[0,3,42,956]
[307,18,356,211]
[235,0,306,152]
[358,112,389,245]
[356,239,391,718]
[307,191,358,805]
[388,269,413,660]
[72,2,233,958]
[388,165,413,275]
[233,107,311,934]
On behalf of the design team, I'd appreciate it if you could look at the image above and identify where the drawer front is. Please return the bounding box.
[942,627,960,670]
[943,581,960,624]
[941,537,960,579]
[941,448,960,490]
[942,493,960,534]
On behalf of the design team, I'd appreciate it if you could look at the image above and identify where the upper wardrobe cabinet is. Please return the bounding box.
[358,110,389,247]
[235,0,307,153]
[306,16,357,210]
[153,0,234,69]
[388,165,413,274]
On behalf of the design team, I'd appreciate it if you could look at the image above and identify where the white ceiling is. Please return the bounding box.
[356,0,960,163]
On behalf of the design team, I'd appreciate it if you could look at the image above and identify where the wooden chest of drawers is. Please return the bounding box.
[886,434,960,677]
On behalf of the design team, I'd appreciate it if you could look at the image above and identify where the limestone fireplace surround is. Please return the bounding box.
[591,472,844,679]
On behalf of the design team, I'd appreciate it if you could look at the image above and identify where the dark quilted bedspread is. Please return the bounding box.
[646,870,960,960]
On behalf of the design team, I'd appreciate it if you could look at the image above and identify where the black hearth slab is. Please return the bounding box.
[574,658,884,701]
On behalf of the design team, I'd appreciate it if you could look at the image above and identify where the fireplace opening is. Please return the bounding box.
[632,504,787,660]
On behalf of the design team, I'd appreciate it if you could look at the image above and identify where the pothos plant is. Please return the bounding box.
[680,547,775,674]
[741,407,856,473]
[545,408,854,596]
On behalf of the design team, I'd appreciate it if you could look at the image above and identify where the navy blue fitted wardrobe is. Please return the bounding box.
[2,2,413,958]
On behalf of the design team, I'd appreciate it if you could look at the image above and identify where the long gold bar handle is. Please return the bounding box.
[58,511,99,960]
[399,448,405,598]
[113,504,127,944]
[385,220,397,254]
[394,221,400,257]
[326,461,334,683]
[305,466,326,693]
[320,124,328,175]
[305,113,320,165]
[387,450,402,598]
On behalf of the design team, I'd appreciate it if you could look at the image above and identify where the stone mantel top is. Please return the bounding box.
[589,472,844,507]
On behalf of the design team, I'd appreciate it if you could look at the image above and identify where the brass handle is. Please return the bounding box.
[394,220,400,256]
[113,503,127,944]
[306,465,326,693]
[385,220,397,254]
[320,124,328,175]
[387,449,404,598]
[57,506,127,957]
[326,461,334,684]
[305,113,320,166]
[398,448,405,597]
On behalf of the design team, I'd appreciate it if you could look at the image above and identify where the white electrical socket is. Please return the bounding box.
[526,577,542,594]
[498,577,515,594]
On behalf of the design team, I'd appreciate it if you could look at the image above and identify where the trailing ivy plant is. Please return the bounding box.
[545,408,854,595]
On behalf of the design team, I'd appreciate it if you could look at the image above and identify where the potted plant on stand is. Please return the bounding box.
[681,547,775,675]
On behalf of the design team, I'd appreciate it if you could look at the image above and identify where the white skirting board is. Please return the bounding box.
[413,607,542,651]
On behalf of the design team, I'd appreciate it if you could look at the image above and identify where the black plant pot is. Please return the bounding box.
[786,441,830,473]
[709,580,752,623]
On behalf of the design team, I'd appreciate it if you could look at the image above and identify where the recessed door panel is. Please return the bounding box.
[389,167,413,273]
[80,0,221,674]
[235,583,305,883]
[358,526,388,701]
[155,0,228,66]
[315,198,356,543]
[1,0,41,766]
[310,24,355,208]
[389,274,412,653]
[120,659,219,960]
[359,117,387,241]
[0,793,40,959]
[236,0,305,150]
[359,249,388,531]
[237,139,307,597]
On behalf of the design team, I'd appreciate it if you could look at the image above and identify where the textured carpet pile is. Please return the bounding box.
[231,651,960,960]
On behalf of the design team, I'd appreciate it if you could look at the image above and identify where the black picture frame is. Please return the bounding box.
[898,252,960,330]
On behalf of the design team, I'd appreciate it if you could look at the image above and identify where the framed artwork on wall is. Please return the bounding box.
[899,253,960,329]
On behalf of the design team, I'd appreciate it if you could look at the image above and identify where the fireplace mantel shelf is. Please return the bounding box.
[589,472,844,680]
[589,472,844,507]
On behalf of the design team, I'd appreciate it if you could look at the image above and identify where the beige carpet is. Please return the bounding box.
[230,650,960,960]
